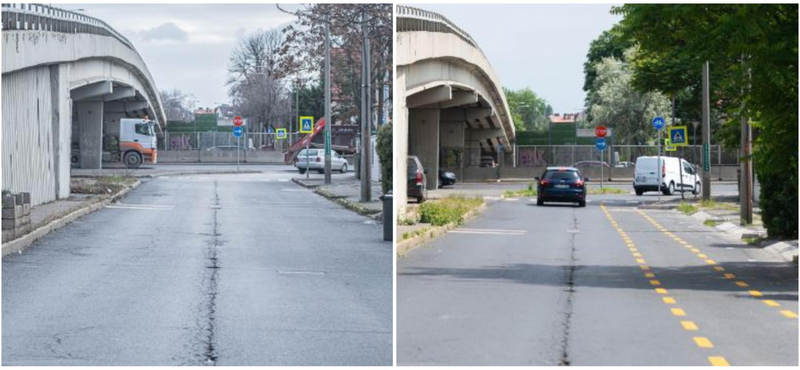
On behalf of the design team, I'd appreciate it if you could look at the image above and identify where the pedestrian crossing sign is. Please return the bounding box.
[665,138,677,152]
[276,128,287,139]
[299,116,314,134]
[668,126,688,146]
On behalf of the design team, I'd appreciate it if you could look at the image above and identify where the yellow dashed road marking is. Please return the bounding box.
[671,308,686,316]
[780,310,798,318]
[655,288,668,294]
[708,356,730,366]
[644,272,655,278]
[734,281,749,287]
[636,258,646,264]
[762,300,780,307]
[697,253,708,258]
[713,266,725,272]
[650,280,661,286]
[662,297,676,304]
[705,259,717,265]
[723,273,735,279]
[693,337,714,348]
[640,265,650,270]
[748,290,763,297]
[681,321,698,331]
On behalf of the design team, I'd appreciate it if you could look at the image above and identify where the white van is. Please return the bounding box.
[633,156,702,196]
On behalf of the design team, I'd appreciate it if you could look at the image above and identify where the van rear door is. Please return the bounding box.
[635,157,660,185]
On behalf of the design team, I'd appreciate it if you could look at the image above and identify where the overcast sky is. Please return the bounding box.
[412,4,621,113]
[71,4,300,108]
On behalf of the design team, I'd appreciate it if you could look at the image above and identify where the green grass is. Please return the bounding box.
[503,183,538,198]
[588,187,627,195]
[401,227,430,240]
[419,195,484,226]
[677,202,699,215]
[703,219,718,227]
[742,236,765,245]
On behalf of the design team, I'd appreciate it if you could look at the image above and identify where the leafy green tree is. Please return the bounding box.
[375,123,392,194]
[614,4,797,238]
[504,87,550,132]
[588,48,672,144]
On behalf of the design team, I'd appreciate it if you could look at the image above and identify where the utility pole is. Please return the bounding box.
[701,61,711,201]
[295,80,299,147]
[324,14,332,185]
[360,10,372,202]
[740,57,753,224]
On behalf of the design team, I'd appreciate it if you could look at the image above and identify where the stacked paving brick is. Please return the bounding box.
[2,192,31,243]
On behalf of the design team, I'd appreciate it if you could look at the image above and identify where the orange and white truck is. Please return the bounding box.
[104,118,158,168]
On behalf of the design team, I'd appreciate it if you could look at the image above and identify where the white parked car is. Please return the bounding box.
[633,156,701,196]
[295,148,348,174]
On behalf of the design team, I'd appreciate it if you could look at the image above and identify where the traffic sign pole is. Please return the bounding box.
[237,135,240,172]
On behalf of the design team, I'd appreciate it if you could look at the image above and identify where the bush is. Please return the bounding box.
[376,123,392,194]
[419,196,484,226]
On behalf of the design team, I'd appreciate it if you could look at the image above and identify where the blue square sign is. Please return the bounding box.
[668,126,688,146]
[299,116,314,134]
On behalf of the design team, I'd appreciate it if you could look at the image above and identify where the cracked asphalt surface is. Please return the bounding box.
[3,169,392,365]
[396,193,797,366]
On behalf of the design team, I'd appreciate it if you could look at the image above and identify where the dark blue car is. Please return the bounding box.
[536,167,588,207]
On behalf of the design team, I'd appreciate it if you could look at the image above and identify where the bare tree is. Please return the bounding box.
[227,29,292,136]
[159,88,194,122]
[276,4,393,126]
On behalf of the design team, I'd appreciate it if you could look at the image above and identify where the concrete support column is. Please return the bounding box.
[409,107,440,190]
[394,67,409,216]
[77,101,104,169]
[440,119,465,179]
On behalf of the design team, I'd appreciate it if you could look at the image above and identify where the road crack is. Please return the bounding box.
[198,180,221,365]
[558,212,579,366]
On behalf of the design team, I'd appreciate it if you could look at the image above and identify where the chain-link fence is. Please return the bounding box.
[438,145,739,168]
[160,132,301,152]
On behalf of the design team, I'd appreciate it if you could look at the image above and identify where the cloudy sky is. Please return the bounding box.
[412,4,621,114]
[71,4,300,108]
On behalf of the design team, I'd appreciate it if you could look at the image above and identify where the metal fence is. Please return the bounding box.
[438,145,740,168]
[161,132,301,152]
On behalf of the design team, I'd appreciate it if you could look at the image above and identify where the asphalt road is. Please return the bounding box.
[397,192,797,366]
[431,181,738,200]
[3,170,391,365]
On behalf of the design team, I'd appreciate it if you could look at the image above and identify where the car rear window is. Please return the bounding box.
[300,149,319,156]
[543,170,579,181]
[407,158,417,174]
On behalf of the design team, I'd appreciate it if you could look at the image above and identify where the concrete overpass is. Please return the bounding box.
[2,3,165,205]
[395,5,516,209]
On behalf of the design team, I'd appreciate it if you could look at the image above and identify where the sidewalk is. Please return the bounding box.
[292,174,385,220]
[2,177,141,256]
[647,194,797,263]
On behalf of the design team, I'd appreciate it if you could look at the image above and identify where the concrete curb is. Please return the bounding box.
[72,169,262,179]
[2,180,142,257]
[396,202,488,256]
[313,187,382,221]
[291,177,320,189]
[762,241,799,263]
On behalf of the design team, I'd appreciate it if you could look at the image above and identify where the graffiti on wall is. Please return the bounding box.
[170,136,194,150]
[519,148,548,167]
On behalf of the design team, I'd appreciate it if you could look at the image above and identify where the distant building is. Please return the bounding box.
[548,112,584,124]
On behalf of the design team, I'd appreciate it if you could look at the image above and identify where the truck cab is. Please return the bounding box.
[109,118,157,168]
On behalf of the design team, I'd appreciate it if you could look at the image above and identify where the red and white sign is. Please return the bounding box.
[233,116,244,127]
[595,125,607,138]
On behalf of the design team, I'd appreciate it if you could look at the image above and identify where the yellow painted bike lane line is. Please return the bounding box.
[637,209,798,320]
[601,203,730,366]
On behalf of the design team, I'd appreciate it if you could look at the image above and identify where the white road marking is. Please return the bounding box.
[452,228,527,236]
[277,270,325,275]
[281,188,308,192]
[106,203,174,211]
[278,179,289,182]
[505,198,519,201]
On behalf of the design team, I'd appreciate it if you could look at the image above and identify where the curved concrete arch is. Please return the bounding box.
[2,30,165,125]
[397,32,514,141]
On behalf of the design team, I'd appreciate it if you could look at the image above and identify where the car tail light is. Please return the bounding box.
[571,179,584,188]
[415,170,423,185]
[539,179,551,188]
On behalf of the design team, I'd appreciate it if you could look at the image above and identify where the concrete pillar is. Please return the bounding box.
[394,67,409,216]
[77,101,104,169]
[409,107,440,190]
[439,119,465,180]
[51,64,72,199]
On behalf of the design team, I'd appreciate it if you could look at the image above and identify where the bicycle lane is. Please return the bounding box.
[606,204,798,365]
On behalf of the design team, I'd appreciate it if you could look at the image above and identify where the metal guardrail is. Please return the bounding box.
[396,5,478,49]
[1,3,134,50]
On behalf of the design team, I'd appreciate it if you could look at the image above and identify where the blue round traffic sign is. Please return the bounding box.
[596,138,607,151]
[232,126,243,137]
[652,116,666,130]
